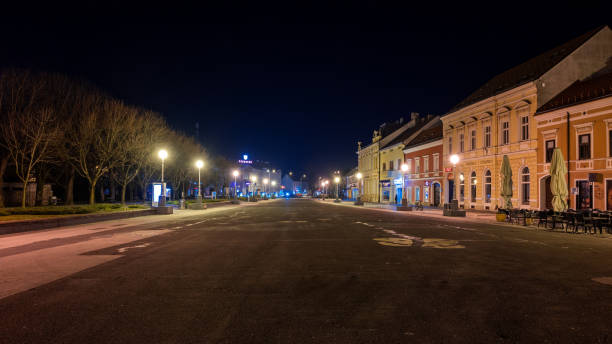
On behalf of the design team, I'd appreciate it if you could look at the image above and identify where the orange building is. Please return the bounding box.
[535,71,612,210]
[402,120,444,206]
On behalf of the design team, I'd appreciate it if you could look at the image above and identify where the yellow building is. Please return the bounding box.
[535,71,612,211]
[357,113,424,202]
[441,26,612,210]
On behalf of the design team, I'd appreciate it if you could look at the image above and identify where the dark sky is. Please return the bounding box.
[2,2,611,179]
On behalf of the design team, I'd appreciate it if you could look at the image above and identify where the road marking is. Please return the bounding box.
[172,226,183,230]
[185,224,193,227]
[422,238,465,249]
[374,238,413,247]
[593,277,612,286]
[117,243,151,253]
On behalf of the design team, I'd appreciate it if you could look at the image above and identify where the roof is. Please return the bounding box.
[536,70,612,114]
[447,26,606,115]
[404,121,443,149]
[381,115,434,149]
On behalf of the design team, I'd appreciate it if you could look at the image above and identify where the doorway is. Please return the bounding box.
[539,176,552,210]
[448,180,454,202]
[576,180,593,210]
[433,183,441,207]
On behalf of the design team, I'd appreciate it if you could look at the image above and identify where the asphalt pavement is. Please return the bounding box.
[1,199,611,343]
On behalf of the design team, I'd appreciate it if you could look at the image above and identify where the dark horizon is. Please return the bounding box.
[2,3,611,180]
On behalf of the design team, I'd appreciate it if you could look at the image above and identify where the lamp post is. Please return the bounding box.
[158,149,168,206]
[334,176,340,201]
[195,160,204,202]
[271,180,276,196]
[263,178,269,197]
[400,163,409,206]
[250,175,257,199]
[449,154,460,203]
[232,170,239,199]
[356,172,363,203]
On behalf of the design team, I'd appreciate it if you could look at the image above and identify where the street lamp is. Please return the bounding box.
[195,160,204,201]
[263,178,269,196]
[271,180,277,196]
[158,149,168,206]
[334,176,340,201]
[250,175,257,198]
[232,170,239,199]
[400,163,409,206]
[450,154,460,203]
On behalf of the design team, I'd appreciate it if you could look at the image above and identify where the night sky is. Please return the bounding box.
[2,3,611,179]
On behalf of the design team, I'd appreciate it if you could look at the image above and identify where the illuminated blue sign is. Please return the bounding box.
[243,154,248,160]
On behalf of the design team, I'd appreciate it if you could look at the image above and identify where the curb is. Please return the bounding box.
[0,209,158,236]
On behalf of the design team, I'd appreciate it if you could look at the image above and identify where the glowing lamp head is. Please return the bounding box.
[263,178,269,184]
[449,154,460,165]
[321,181,325,187]
[271,181,276,186]
[334,177,340,183]
[158,149,168,160]
[459,173,464,181]
[232,170,239,177]
[196,160,204,169]
[251,175,257,182]
[400,163,409,172]
[356,172,362,180]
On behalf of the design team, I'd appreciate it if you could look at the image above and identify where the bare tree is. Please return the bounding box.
[68,98,129,205]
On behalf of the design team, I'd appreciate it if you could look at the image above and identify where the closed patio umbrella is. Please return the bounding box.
[501,155,513,209]
[550,148,568,212]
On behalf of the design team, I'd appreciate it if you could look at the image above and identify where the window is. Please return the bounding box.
[521,167,530,205]
[433,154,439,171]
[484,126,491,148]
[609,130,612,157]
[470,129,476,150]
[459,173,465,202]
[423,156,429,172]
[397,159,401,170]
[520,116,529,141]
[459,133,464,152]
[415,187,420,201]
[484,170,491,203]
[415,158,420,173]
[545,140,555,163]
[389,160,394,171]
[406,159,412,173]
[502,121,510,145]
[579,134,591,160]
[382,162,386,171]
[448,137,453,154]
[470,171,477,202]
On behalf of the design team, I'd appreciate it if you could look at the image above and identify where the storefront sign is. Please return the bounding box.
[393,178,403,186]
[444,167,453,172]
[589,173,603,183]
[381,181,391,187]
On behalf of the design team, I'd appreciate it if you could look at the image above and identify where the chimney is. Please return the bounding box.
[399,117,404,124]
[411,112,419,121]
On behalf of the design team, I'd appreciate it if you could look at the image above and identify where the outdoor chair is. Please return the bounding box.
[537,211,548,228]
[574,214,594,234]
[561,212,575,232]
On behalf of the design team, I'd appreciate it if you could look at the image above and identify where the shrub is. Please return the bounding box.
[0,209,10,216]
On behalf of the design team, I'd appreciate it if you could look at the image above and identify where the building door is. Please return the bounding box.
[396,188,402,204]
[448,180,454,201]
[542,176,553,210]
[433,183,441,207]
[577,180,593,210]
[607,181,612,211]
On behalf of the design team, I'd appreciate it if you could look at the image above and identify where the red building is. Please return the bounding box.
[402,120,444,207]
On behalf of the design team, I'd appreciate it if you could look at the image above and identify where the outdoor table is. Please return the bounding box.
[549,213,563,230]
[591,217,609,234]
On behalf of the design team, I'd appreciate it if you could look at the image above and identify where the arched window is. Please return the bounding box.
[459,173,465,202]
[521,167,530,205]
[470,171,477,202]
[484,170,491,203]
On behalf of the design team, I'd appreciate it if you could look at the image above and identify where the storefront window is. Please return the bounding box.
[459,173,465,202]
[484,170,491,203]
[470,171,477,202]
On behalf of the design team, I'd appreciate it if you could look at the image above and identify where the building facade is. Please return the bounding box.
[403,121,444,207]
[442,26,612,210]
[535,71,612,211]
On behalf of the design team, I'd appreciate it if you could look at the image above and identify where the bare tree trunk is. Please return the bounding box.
[21,180,28,208]
[0,156,8,207]
[110,178,116,202]
[99,181,105,203]
[65,167,75,205]
[141,182,147,203]
[89,183,96,205]
[35,168,45,206]
[121,184,127,205]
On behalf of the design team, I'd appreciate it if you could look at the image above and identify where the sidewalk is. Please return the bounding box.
[316,199,612,237]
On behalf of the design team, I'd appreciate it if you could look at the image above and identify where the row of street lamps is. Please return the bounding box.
[231,169,277,199]
[157,149,206,205]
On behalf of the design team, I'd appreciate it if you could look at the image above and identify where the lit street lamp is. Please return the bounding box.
[196,160,204,201]
[400,163,409,206]
[232,170,239,199]
[450,154,460,202]
[158,149,168,206]
[263,178,269,196]
[250,175,257,199]
[334,176,340,202]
